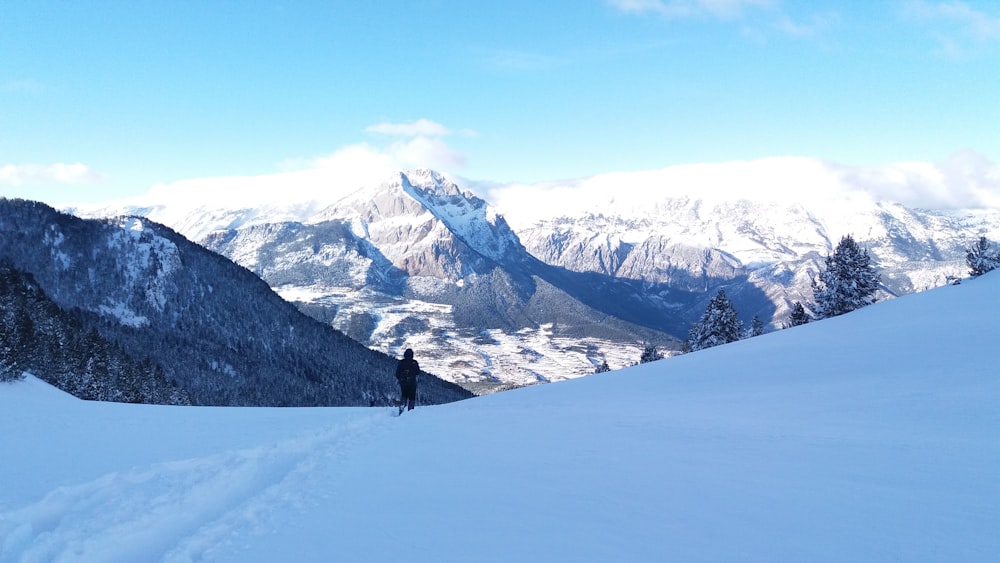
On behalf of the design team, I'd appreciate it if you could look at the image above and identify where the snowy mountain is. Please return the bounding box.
[69,161,1000,387]
[310,170,524,271]
[123,171,676,388]
[2,270,996,561]
[506,161,1000,324]
[0,198,471,406]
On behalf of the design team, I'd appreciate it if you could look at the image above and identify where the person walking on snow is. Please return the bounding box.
[395,348,419,414]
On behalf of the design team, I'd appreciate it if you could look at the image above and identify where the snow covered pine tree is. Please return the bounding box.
[811,235,881,320]
[639,343,662,364]
[966,236,1000,278]
[786,301,811,327]
[687,289,742,352]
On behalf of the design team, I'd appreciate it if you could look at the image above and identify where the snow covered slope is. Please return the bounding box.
[2,271,997,561]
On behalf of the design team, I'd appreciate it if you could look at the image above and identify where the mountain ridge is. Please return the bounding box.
[184,171,681,386]
[67,164,1000,385]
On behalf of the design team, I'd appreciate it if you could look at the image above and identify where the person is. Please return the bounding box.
[395,348,419,413]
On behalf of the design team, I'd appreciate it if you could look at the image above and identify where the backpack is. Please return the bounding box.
[397,360,416,384]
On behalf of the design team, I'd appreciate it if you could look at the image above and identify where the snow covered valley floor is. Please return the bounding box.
[2,273,999,562]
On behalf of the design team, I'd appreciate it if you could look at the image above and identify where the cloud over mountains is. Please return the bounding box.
[0,162,102,188]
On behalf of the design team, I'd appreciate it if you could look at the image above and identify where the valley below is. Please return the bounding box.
[277,283,648,389]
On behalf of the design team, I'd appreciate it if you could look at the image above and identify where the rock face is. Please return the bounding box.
[68,166,1000,386]
[314,171,522,279]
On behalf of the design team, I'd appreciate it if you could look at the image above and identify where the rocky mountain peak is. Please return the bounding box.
[305,170,526,280]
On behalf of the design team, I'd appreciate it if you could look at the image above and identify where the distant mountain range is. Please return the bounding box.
[68,164,1000,387]
[0,198,472,406]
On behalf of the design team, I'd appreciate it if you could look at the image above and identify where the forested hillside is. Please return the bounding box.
[0,198,472,406]
[0,264,190,403]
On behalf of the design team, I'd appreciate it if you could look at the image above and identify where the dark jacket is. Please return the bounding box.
[396,358,419,389]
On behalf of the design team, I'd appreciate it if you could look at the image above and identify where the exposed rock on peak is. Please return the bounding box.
[307,170,525,281]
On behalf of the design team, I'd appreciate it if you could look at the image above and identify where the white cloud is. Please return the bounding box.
[101,118,474,219]
[387,137,468,171]
[129,134,469,221]
[313,135,467,181]
[609,0,833,41]
[137,150,998,232]
[142,144,398,213]
[363,118,470,172]
[906,1,1000,40]
[0,162,102,186]
[365,119,453,138]
[310,143,398,177]
[838,150,1000,210]
[608,0,776,19]
[485,153,1000,231]
[904,1,1000,57]
[770,10,837,38]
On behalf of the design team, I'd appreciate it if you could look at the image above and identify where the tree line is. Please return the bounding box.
[0,263,191,403]
[625,233,1000,365]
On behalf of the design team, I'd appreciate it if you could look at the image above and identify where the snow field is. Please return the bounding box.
[2,272,998,561]
[1,393,390,562]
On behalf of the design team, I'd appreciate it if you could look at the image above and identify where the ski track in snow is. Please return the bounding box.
[0,412,392,563]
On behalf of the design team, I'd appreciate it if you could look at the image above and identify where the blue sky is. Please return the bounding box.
[2,0,1000,205]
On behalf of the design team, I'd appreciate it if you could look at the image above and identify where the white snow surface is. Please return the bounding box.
[2,273,998,562]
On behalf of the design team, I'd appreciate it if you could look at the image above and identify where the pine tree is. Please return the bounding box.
[639,343,662,364]
[966,236,1000,277]
[746,315,765,338]
[688,289,743,352]
[0,356,24,382]
[811,235,881,319]
[786,301,811,327]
